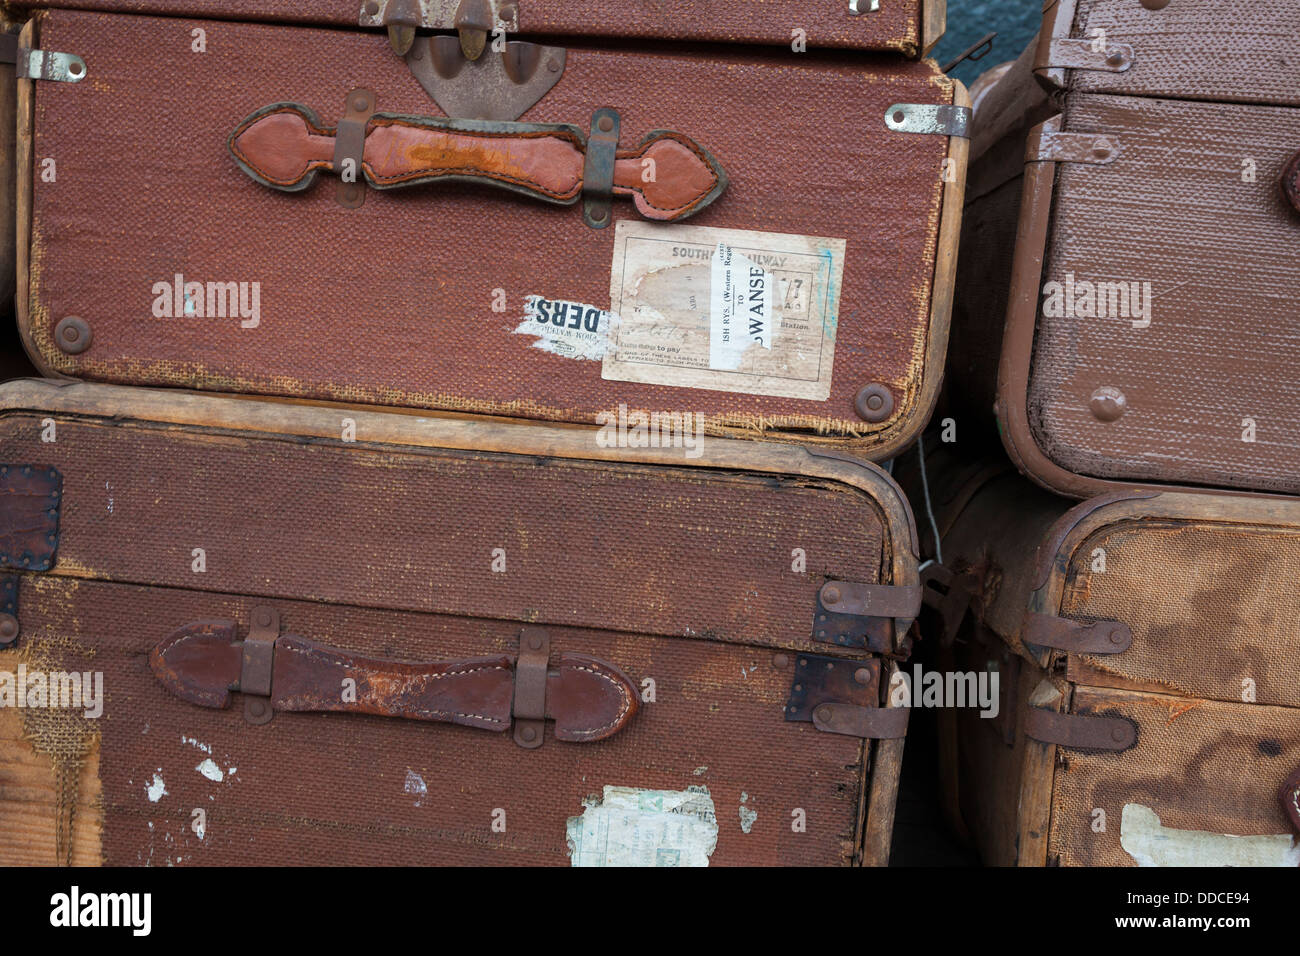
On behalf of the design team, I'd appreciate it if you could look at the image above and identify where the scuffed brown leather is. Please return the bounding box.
[150,622,638,742]
[229,103,725,221]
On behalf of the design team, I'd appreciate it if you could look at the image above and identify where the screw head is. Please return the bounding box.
[855,384,895,423]
[54,316,92,355]
[1090,386,1127,422]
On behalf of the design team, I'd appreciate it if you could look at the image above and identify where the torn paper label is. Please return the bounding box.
[566,785,717,867]
[605,222,845,400]
[1120,803,1300,867]
[513,295,614,361]
[710,243,773,371]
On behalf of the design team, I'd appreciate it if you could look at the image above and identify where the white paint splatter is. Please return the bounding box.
[739,791,758,834]
[181,735,212,754]
[404,769,427,807]
[195,758,224,782]
[146,773,167,803]
[692,766,708,776]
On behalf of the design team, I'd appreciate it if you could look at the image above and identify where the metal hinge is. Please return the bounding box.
[813,580,922,652]
[784,654,908,740]
[1022,612,1131,656]
[240,606,280,725]
[885,104,971,139]
[0,34,85,83]
[403,35,565,121]
[360,0,521,58]
[1024,706,1136,753]
[1041,38,1134,75]
[1027,125,1121,165]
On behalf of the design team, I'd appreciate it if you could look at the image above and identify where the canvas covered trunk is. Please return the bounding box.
[924,469,1300,867]
[0,378,921,867]
[7,3,966,458]
[950,0,1300,495]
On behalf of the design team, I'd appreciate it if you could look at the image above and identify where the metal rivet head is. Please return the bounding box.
[521,726,537,742]
[1093,139,1113,159]
[1112,726,1127,742]
[855,384,895,423]
[0,615,17,641]
[547,56,561,73]
[814,705,833,723]
[55,316,91,355]
[1089,386,1127,422]
[364,0,379,14]
[528,634,542,650]
[1110,628,1126,645]
[1140,0,1171,8]
[822,585,842,605]
[248,699,267,717]
[255,608,272,627]
[1106,52,1125,66]
[597,116,613,132]
[591,208,607,221]
[352,95,369,112]
[854,667,871,685]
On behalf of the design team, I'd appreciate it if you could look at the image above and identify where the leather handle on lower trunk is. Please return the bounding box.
[228,102,727,222]
[1283,151,1300,215]
[149,614,638,746]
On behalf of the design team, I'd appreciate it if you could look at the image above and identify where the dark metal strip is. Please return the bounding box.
[1022,612,1132,656]
[1024,707,1136,753]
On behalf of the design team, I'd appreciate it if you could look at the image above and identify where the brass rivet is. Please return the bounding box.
[855,384,895,423]
[1089,386,1127,422]
[55,316,91,355]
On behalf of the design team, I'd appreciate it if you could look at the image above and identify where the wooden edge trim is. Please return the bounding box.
[868,78,970,463]
[1016,693,1063,865]
[1033,0,1078,90]
[860,659,909,866]
[13,16,54,378]
[920,0,947,57]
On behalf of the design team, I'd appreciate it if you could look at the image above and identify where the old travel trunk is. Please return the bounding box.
[0,378,920,866]
[952,0,1300,495]
[8,3,964,458]
[923,470,1300,866]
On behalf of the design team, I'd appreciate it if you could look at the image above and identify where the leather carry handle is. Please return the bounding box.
[1280,767,1300,835]
[228,102,728,222]
[149,613,638,746]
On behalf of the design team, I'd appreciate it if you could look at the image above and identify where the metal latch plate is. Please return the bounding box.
[0,35,85,83]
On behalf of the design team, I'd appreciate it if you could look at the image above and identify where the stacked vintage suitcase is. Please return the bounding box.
[0,1,967,865]
[921,0,1300,866]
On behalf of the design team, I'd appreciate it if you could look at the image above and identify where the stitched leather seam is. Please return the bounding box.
[562,662,632,739]
[231,105,333,188]
[366,118,583,199]
[617,131,719,216]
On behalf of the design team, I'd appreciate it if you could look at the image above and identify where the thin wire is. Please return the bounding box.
[917,433,943,566]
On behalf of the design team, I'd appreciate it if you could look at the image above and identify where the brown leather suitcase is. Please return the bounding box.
[0,378,920,866]
[951,0,1300,495]
[921,467,1300,866]
[7,3,964,459]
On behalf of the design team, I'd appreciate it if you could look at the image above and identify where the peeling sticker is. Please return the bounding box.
[739,791,757,834]
[1120,803,1300,867]
[566,785,717,867]
[404,769,427,807]
[513,296,614,361]
[605,222,845,401]
[195,758,224,782]
[146,773,167,803]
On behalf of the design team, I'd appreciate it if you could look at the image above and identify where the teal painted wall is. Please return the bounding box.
[931,0,1042,85]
